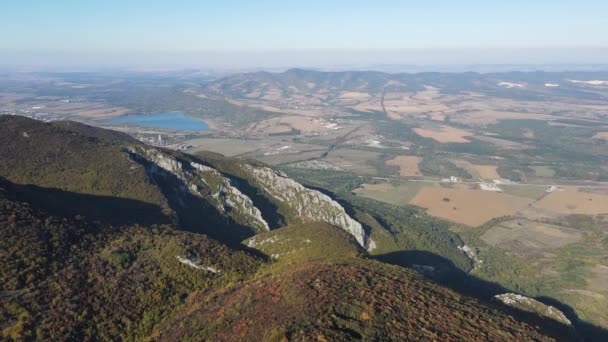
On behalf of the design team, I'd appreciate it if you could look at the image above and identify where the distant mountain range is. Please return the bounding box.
[205,68,608,102]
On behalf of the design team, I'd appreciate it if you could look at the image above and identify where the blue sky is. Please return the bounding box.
[1,1,607,68]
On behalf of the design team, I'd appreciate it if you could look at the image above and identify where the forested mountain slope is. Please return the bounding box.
[0,115,578,340]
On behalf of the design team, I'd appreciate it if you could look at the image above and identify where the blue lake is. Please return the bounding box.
[107,112,208,131]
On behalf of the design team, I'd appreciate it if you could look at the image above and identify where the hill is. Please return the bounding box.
[0,115,372,247]
[158,223,569,341]
[0,115,581,340]
[205,68,608,101]
[0,177,262,340]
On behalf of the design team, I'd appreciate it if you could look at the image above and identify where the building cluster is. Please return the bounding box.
[136,134,168,147]
[441,176,462,183]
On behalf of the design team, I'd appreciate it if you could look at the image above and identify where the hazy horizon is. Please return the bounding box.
[2,47,608,73]
[2,1,608,71]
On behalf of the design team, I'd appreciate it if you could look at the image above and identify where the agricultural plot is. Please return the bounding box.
[410,187,533,226]
[186,138,271,156]
[324,148,384,175]
[480,219,583,257]
[247,115,343,134]
[353,182,426,205]
[534,187,608,215]
[587,264,608,293]
[450,159,499,180]
[473,165,500,179]
[254,150,326,166]
[472,135,530,150]
[339,91,371,100]
[413,125,473,143]
[500,184,548,199]
[384,96,450,120]
[530,165,556,178]
[0,94,132,120]
[385,156,423,177]
[592,132,608,142]
[451,110,556,126]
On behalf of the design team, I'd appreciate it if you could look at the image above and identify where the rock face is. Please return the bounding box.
[127,147,269,232]
[458,245,483,270]
[176,255,221,273]
[494,293,572,326]
[123,147,372,249]
[243,165,372,249]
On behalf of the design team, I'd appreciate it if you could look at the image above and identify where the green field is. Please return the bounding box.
[531,165,557,178]
[500,184,548,199]
[353,181,426,205]
[186,137,268,156]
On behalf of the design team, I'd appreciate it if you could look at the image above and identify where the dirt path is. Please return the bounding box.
[319,124,366,159]
[380,87,388,118]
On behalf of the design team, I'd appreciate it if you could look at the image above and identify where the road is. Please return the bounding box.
[362,176,608,189]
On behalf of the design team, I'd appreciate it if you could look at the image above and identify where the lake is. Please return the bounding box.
[107,112,208,131]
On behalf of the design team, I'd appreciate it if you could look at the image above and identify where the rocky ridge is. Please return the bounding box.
[125,146,371,248]
[127,146,270,232]
[494,293,572,326]
[243,165,373,250]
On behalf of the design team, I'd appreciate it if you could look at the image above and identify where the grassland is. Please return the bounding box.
[480,219,583,255]
[459,214,608,333]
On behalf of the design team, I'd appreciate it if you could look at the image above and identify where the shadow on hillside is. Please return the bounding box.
[127,153,258,246]
[297,184,375,235]
[286,181,608,340]
[222,173,287,229]
[374,250,608,342]
[2,178,172,226]
[188,152,288,228]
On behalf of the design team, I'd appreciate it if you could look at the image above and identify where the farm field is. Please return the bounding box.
[480,219,583,255]
[385,156,423,177]
[323,148,384,175]
[247,115,345,134]
[450,159,500,180]
[185,138,270,156]
[500,184,549,199]
[383,95,450,120]
[530,165,557,178]
[534,187,608,215]
[471,135,530,149]
[353,182,426,205]
[413,125,473,143]
[472,164,500,180]
[409,187,533,226]
[592,132,608,141]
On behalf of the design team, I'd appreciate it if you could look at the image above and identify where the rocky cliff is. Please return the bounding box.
[243,165,373,250]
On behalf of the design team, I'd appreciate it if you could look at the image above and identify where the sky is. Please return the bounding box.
[1,0,608,69]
